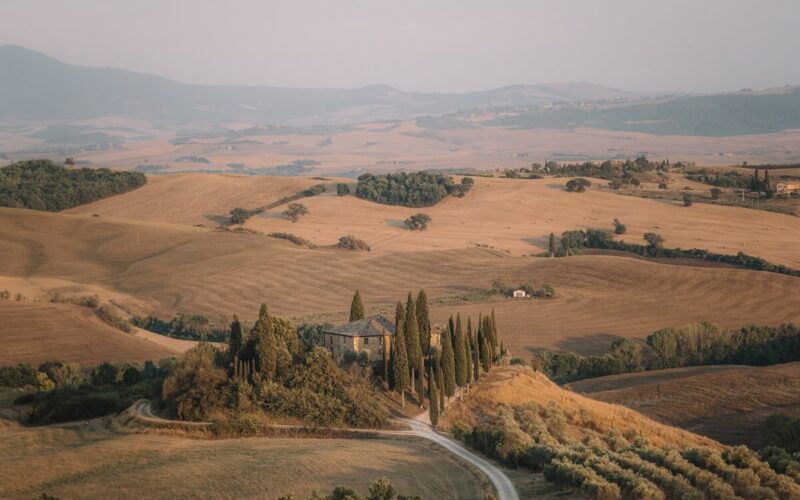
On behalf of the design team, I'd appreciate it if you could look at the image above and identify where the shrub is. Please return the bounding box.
[95,304,132,332]
[682,192,693,207]
[336,183,350,196]
[0,363,39,388]
[764,414,800,453]
[268,232,317,248]
[613,218,626,235]
[230,207,249,224]
[0,159,146,211]
[566,178,592,192]
[404,213,432,231]
[710,187,722,200]
[337,235,371,251]
[544,458,622,500]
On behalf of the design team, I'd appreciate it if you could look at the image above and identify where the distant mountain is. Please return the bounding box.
[488,86,800,136]
[0,45,641,125]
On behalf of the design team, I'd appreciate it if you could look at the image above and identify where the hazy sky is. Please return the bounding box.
[1,0,798,93]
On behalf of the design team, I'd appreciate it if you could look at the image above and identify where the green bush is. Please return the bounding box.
[336,183,350,196]
[566,178,592,192]
[404,213,431,231]
[337,235,371,251]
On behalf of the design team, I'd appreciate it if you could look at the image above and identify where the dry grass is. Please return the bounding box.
[0,418,487,499]
[2,173,800,363]
[441,366,720,450]
[0,302,176,365]
[568,362,800,448]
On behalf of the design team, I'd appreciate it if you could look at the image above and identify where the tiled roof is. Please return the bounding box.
[323,314,395,337]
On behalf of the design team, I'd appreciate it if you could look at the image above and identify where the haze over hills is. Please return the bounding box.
[0,45,641,126]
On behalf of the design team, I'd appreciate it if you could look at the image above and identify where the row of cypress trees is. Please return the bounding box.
[349,289,505,423]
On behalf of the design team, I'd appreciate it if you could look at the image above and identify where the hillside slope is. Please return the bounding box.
[569,363,800,448]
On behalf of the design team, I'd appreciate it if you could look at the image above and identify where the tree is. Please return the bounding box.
[90,362,118,386]
[404,213,432,231]
[454,314,467,393]
[283,203,308,222]
[229,207,248,225]
[565,178,591,192]
[392,303,410,406]
[613,218,626,235]
[350,290,365,322]
[549,232,556,257]
[369,478,396,500]
[471,330,480,381]
[415,349,424,406]
[405,293,422,395]
[644,232,664,249]
[710,187,722,200]
[764,170,772,195]
[441,324,456,400]
[416,290,431,352]
[252,304,277,381]
[64,157,75,166]
[434,350,445,413]
[491,309,500,361]
[428,365,439,428]
[336,183,350,196]
[465,318,474,389]
[228,314,244,359]
[682,192,693,207]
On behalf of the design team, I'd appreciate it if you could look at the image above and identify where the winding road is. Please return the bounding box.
[132,401,518,500]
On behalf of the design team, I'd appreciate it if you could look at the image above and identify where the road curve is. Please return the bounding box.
[400,417,519,500]
[132,401,518,500]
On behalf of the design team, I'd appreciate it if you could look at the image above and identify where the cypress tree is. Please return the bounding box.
[491,309,500,361]
[472,330,480,381]
[392,309,410,406]
[465,321,473,389]
[454,314,467,392]
[350,290,365,322]
[416,290,431,353]
[428,365,439,428]
[383,331,391,388]
[764,169,771,193]
[441,324,456,399]
[405,293,422,394]
[448,316,455,342]
[228,314,243,358]
[415,349,424,406]
[434,350,445,413]
[253,304,277,381]
[549,232,556,257]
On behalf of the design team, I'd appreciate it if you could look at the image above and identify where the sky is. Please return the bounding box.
[1,0,798,94]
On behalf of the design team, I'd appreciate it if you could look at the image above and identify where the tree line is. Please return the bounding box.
[533,322,800,383]
[0,159,146,211]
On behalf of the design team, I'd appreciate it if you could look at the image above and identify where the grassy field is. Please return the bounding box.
[568,362,800,448]
[0,417,489,499]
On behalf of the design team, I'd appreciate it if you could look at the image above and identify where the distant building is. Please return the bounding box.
[323,314,394,361]
[776,182,800,195]
[513,289,527,298]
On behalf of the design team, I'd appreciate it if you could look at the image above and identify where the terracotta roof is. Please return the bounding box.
[323,314,395,338]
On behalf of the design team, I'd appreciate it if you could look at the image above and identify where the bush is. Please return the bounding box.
[764,414,800,453]
[404,213,432,231]
[682,192,693,207]
[337,235,371,251]
[613,218,626,235]
[95,304,132,332]
[230,207,249,224]
[566,178,592,192]
[355,172,473,207]
[710,187,722,200]
[0,363,39,388]
[336,183,350,196]
[267,232,317,248]
[0,159,146,211]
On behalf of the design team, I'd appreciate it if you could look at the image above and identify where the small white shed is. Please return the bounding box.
[512,289,527,298]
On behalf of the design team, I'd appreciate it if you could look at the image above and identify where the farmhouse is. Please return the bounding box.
[513,289,527,298]
[776,182,800,195]
[323,314,394,361]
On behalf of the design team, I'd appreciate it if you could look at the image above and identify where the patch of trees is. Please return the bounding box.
[565,178,591,192]
[558,228,800,277]
[764,415,800,454]
[5,360,168,424]
[164,305,388,428]
[535,322,800,384]
[355,172,474,207]
[504,168,543,179]
[337,235,371,251]
[545,157,672,189]
[131,314,227,342]
[175,156,210,163]
[404,213,431,230]
[491,280,556,299]
[686,168,752,189]
[48,292,130,332]
[267,232,317,248]
[0,159,146,211]
[336,183,350,196]
[283,203,309,222]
